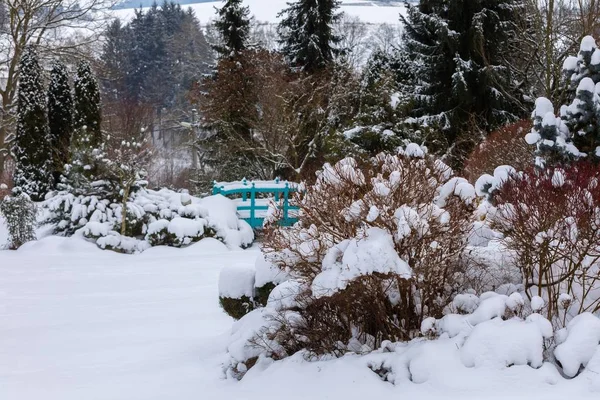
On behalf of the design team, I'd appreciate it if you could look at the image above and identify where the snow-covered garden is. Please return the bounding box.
[6,0,600,398]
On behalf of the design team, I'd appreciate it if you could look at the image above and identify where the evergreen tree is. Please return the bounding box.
[561,37,600,158]
[13,45,53,201]
[73,60,102,150]
[47,60,73,183]
[277,0,342,73]
[400,0,526,166]
[213,0,251,57]
[0,189,36,249]
[101,2,211,109]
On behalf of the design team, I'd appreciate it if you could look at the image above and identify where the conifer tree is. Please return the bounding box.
[47,60,73,182]
[527,36,600,165]
[13,45,53,201]
[213,0,251,57]
[400,0,526,166]
[73,60,102,151]
[277,0,342,73]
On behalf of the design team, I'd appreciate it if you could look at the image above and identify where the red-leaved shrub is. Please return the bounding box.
[492,162,600,327]
[464,120,534,182]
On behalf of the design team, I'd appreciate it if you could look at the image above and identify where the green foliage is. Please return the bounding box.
[219,295,255,320]
[101,1,212,108]
[0,190,37,249]
[213,0,251,57]
[146,225,216,247]
[13,45,53,201]
[277,0,342,73]
[400,0,527,166]
[47,60,74,182]
[254,282,276,307]
[73,61,102,149]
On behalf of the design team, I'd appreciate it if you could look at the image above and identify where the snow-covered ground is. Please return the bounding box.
[112,0,406,25]
[1,220,600,399]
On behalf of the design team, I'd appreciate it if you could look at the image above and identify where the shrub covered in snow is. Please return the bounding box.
[260,146,477,356]
[464,120,534,183]
[218,255,290,320]
[42,188,254,253]
[0,189,37,249]
[491,163,600,327]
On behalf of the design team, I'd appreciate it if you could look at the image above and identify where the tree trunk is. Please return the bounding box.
[120,183,131,236]
[0,123,7,181]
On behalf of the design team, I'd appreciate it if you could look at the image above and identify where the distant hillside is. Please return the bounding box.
[112,0,409,24]
[113,0,409,11]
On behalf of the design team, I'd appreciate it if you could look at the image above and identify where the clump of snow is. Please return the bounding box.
[531,296,545,312]
[563,55,579,71]
[255,255,289,288]
[506,292,525,313]
[267,280,304,311]
[475,165,516,198]
[461,317,549,368]
[554,313,600,377]
[532,97,554,118]
[453,293,480,314]
[311,228,411,297]
[403,143,425,158]
[467,294,508,325]
[436,177,476,206]
[577,77,596,94]
[219,264,256,299]
[580,35,597,52]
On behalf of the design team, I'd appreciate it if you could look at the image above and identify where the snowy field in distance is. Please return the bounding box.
[112,0,406,25]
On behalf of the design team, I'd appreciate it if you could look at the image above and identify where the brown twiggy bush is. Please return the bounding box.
[263,149,476,354]
[464,120,534,182]
[492,163,600,327]
[0,156,14,198]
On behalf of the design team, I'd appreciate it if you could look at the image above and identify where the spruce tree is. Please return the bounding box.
[13,45,53,201]
[400,0,526,166]
[213,0,251,57]
[277,0,342,73]
[73,60,102,150]
[47,60,73,183]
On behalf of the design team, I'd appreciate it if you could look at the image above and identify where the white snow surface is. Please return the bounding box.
[2,220,600,399]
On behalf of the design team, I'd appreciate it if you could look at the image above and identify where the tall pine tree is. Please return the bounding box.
[73,60,102,151]
[213,0,251,57]
[400,0,526,166]
[47,60,73,183]
[277,0,342,73]
[13,45,53,201]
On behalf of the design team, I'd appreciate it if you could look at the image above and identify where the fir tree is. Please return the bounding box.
[73,60,102,150]
[13,45,53,201]
[528,36,600,165]
[277,0,342,73]
[213,0,251,57]
[400,0,526,166]
[47,60,73,183]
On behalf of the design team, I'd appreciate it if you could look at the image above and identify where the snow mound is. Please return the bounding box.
[311,227,411,297]
[461,317,548,369]
[554,313,600,377]
[255,255,289,288]
[219,263,256,299]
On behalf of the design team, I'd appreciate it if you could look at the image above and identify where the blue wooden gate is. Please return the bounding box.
[212,179,299,228]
